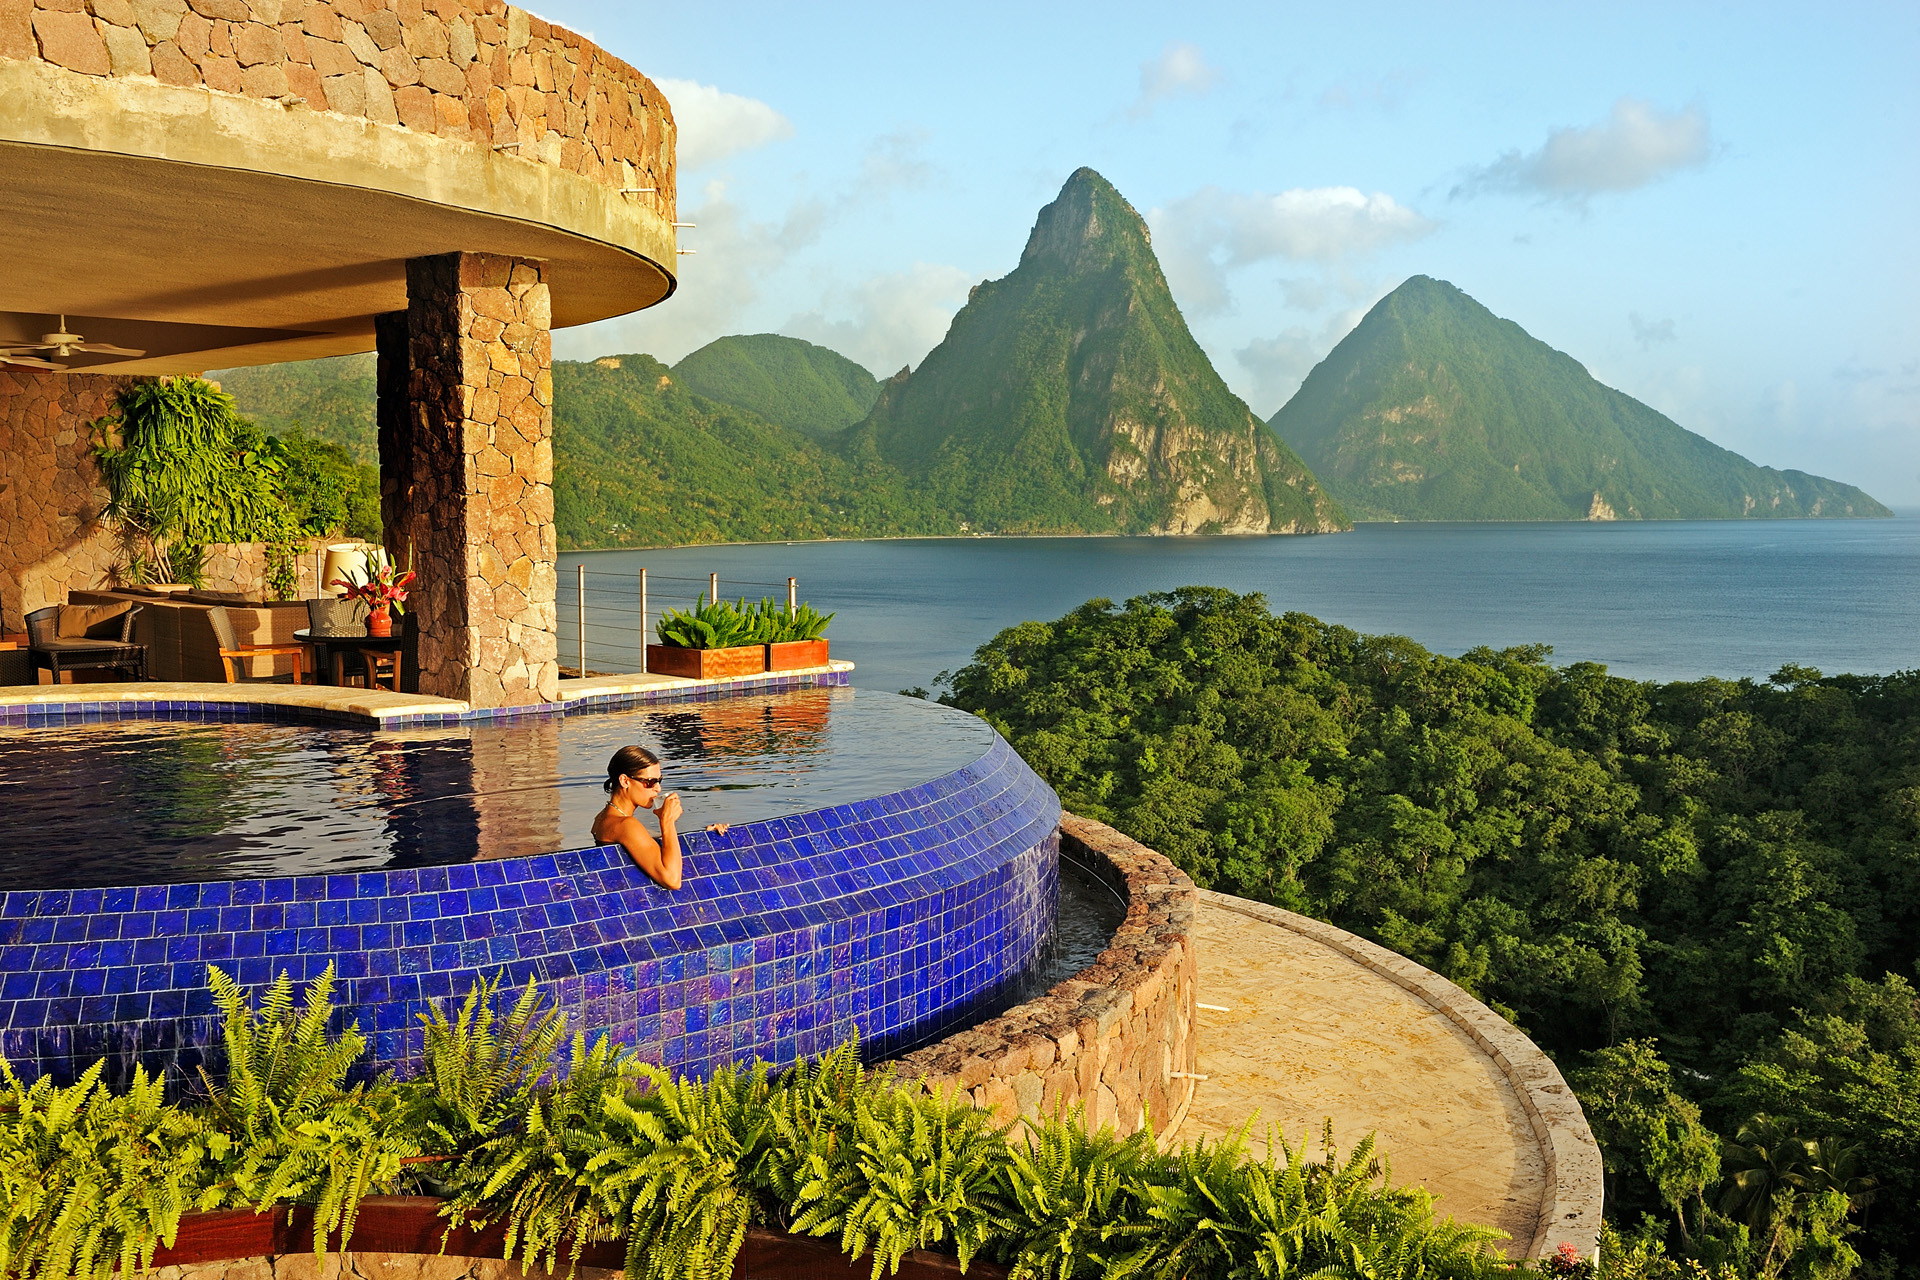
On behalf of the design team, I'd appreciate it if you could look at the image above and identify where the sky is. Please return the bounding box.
[538,1,1920,504]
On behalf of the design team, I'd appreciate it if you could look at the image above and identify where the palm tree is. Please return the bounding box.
[1719,1114,1814,1235]
[1803,1137,1876,1218]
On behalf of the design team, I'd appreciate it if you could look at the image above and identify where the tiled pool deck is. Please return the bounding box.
[0,663,1064,1087]
[0,661,859,726]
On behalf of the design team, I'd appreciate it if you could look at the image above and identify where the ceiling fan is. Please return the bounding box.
[0,317,145,369]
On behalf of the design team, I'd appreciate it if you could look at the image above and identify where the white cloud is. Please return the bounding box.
[782,263,974,377]
[1629,312,1677,349]
[553,180,822,365]
[655,78,793,171]
[1151,186,1433,315]
[1832,360,1886,384]
[1458,98,1711,201]
[1130,42,1219,118]
[1317,69,1419,112]
[1236,305,1372,415]
[854,130,934,200]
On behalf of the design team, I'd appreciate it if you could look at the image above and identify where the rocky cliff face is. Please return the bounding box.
[846,168,1347,535]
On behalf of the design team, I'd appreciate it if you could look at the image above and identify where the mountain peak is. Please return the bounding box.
[1271,279,1889,522]
[1019,167,1145,271]
[850,170,1347,536]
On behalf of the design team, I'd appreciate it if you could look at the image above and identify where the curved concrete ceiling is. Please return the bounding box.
[0,60,677,375]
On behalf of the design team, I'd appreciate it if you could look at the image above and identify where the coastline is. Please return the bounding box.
[560,511,1914,555]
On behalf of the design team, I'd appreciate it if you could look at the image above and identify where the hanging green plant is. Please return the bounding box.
[89,378,294,585]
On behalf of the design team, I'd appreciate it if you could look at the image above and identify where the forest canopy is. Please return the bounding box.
[939,587,1920,1280]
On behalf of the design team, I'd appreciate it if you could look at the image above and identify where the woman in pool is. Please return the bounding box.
[592,745,725,890]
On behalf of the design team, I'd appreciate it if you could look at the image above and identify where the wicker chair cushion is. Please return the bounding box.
[57,601,133,639]
[206,605,241,651]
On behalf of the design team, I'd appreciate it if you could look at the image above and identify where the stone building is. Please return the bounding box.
[0,0,678,707]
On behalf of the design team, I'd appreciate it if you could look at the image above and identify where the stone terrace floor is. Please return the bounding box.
[1184,897,1547,1256]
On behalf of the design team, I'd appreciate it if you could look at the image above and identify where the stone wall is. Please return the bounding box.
[383,250,557,707]
[198,537,339,599]
[0,367,137,631]
[895,812,1198,1142]
[0,0,674,209]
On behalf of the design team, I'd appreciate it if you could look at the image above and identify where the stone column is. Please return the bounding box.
[378,252,558,708]
[374,310,420,691]
[374,310,412,570]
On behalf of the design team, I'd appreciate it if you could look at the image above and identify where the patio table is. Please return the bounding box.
[294,628,405,687]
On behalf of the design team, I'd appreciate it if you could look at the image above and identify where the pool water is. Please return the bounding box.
[1042,856,1128,987]
[0,688,998,889]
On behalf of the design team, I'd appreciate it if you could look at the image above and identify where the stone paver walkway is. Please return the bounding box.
[1184,899,1547,1255]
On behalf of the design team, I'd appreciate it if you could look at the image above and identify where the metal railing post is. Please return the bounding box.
[709,572,719,605]
[787,576,797,615]
[639,568,648,674]
[576,563,586,678]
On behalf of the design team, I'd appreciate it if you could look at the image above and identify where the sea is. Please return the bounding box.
[560,517,1920,696]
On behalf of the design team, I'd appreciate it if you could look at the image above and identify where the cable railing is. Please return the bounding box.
[555,566,811,678]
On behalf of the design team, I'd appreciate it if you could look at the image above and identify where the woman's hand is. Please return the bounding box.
[653,791,683,824]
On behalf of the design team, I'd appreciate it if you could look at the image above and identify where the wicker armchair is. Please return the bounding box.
[26,604,148,681]
[208,606,308,684]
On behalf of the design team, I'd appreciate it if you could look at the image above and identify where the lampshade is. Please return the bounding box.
[320,544,369,598]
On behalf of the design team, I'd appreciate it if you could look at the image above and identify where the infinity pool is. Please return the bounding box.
[0,688,997,889]
[0,687,1078,1085]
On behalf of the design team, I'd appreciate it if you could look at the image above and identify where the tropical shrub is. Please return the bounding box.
[0,965,1511,1280]
[938,587,1903,1279]
[277,430,381,542]
[656,597,834,649]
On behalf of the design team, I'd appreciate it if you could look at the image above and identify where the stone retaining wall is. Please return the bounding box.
[2,0,674,205]
[0,367,136,631]
[197,538,335,599]
[1198,891,1604,1261]
[0,362,358,629]
[895,812,1198,1142]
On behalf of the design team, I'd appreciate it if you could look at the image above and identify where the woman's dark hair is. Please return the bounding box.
[604,745,661,793]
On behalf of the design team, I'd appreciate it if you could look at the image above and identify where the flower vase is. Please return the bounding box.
[367,605,393,638]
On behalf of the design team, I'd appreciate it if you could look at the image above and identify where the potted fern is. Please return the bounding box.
[648,597,834,679]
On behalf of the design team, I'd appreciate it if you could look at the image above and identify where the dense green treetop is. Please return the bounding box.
[207,354,376,465]
[670,334,883,439]
[553,354,952,547]
[942,588,1920,1278]
[846,168,1348,535]
[1271,276,1890,522]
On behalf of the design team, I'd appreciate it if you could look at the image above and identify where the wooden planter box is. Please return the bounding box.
[149,1197,998,1280]
[646,643,767,679]
[767,639,829,671]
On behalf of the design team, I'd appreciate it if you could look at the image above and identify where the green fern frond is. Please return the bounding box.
[416,973,568,1155]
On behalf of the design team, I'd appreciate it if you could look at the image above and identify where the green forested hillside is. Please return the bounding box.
[210,177,1358,548]
[1271,276,1890,521]
[671,334,882,439]
[208,353,377,464]
[945,588,1918,1279]
[553,355,951,546]
[847,168,1347,535]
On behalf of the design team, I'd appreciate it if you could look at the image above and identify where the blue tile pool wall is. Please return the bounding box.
[0,734,1060,1088]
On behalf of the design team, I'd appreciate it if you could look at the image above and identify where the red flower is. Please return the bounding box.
[331,553,416,614]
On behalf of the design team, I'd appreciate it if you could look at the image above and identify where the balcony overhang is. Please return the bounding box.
[0,58,677,374]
